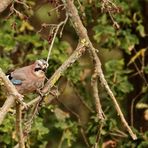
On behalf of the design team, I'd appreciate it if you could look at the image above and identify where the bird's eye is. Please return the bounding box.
[36,64,40,68]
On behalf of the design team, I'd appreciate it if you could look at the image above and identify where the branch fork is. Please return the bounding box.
[63,0,137,140]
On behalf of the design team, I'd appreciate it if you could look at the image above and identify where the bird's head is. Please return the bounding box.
[34,59,49,72]
[33,59,48,77]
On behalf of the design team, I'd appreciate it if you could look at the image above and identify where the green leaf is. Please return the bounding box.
[136,24,146,37]
[105,59,124,73]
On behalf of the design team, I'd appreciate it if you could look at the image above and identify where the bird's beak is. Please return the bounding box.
[42,68,46,72]
[42,63,48,71]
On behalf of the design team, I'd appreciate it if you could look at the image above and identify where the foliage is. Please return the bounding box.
[0,0,148,147]
[105,59,133,98]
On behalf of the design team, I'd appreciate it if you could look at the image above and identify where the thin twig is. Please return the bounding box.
[37,24,57,34]
[110,132,128,138]
[14,0,29,9]
[131,92,142,127]
[49,4,64,13]
[71,82,94,113]
[56,98,90,147]
[95,122,104,147]
[23,89,57,109]
[133,62,148,86]
[100,0,120,29]
[16,102,25,148]
[59,14,68,37]
[46,14,69,63]
[113,129,128,137]
[8,2,24,19]
[58,130,66,148]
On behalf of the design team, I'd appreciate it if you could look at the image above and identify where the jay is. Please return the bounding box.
[7,59,48,95]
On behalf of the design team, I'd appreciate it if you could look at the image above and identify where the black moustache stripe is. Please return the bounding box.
[35,68,46,72]
[35,68,41,71]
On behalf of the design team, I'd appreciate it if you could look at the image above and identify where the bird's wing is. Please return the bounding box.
[11,79,22,85]
[7,72,23,85]
[7,66,30,85]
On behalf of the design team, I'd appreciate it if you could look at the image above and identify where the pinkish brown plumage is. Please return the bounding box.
[7,59,48,94]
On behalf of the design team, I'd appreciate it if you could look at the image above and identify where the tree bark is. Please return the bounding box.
[0,0,12,13]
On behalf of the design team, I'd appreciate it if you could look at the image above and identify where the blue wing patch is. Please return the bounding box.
[6,73,22,85]
[11,79,22,85]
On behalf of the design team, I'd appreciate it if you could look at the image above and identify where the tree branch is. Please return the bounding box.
[0,42,85,125]
[14,44,86,141]
[16,102,25,148]
[0,68,26,125]
[46,14,69,63]
[0,0,12,13]
[42,44,86,94]
[91,77,105,120]
[63,0,137,140]
[0,0,137,142]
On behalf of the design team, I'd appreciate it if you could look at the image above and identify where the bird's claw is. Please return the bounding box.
[21,102,29,110]
[37,88,45,98]
[13,93,28,110]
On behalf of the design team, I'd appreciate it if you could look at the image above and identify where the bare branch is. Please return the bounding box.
[0,95,15,124]
[0,0,137,143]
[0,42,85,126]
[16,102,25,148]
[71,82,94,113]
[14,44,86,142]
[63,0,137,140]
[91,71,105,146]
[100,0,120,29]
[46,14,69,63]
[14,101,41,148]
[130,92,142,127]
[20,43,86,116]
[0,68,26,125]
[43,44,86,94]
[23,100,40,141]
[91,77,105,120]
[25,43,86,115]
[0,0,12,13]
[48,4,64,14]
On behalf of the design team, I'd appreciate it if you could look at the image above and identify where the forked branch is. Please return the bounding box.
[0,68,26,125]
[63,0,137,140]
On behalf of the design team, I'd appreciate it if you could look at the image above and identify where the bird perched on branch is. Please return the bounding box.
[7,59,48,94]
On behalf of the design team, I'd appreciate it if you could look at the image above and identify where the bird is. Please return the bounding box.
[7,59,48,95]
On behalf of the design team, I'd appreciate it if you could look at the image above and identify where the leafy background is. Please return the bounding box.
[0,0,148,147]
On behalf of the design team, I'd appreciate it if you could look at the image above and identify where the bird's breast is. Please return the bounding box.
[16,76,45,94]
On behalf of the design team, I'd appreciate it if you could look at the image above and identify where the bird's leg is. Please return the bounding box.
[36,88,45,98]
[36,88,47,110]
